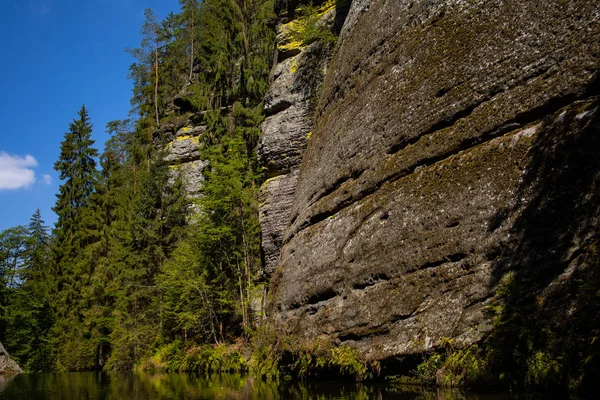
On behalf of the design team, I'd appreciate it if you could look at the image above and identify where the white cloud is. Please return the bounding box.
[0,152,38,190]
[42,174,52,185]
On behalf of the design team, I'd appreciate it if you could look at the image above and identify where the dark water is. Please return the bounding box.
[0,372,567,400]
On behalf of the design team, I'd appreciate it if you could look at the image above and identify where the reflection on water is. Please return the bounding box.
[0,372,566,400]
[0,374,16,393]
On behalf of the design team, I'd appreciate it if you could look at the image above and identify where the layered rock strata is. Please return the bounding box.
[258,1,338,276]
[267,0,600,361]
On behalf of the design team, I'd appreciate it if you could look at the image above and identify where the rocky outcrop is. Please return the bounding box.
[267,0,600,362]
[164,126,207,164]
[161,121,209,200]
[0,342,22,375]
[257,1,338,276]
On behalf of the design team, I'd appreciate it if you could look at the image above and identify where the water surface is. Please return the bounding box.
[0,372,567,399]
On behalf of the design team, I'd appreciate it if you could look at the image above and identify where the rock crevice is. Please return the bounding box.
[258,3,339,276]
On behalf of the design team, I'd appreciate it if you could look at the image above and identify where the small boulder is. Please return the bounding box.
[0,342,22,375]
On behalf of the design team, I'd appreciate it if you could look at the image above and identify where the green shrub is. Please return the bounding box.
[289,1,337,46]
[415,353,444,385]
[329,345,374,380]
[142,341,248,373]
[249,325,282,380]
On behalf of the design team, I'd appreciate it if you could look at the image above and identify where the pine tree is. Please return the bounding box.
[108,154,190,368]
[51,105,102,371]
[25,210,50,277]
[0,212,53,371]
[159,232,218,343]
[21,210,54,371]
[128,9,163,128]
[179,0,199,82]
[53,105,99,241]
[0,226,27,290]
[0,225,28,348]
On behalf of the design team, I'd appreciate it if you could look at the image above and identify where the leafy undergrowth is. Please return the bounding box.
[139,341,248,373]
[249,325,381,381]
[140,326,380,382]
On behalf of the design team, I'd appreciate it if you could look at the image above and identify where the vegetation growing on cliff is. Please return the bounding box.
[287,0,337,47]
[139,325,381,382]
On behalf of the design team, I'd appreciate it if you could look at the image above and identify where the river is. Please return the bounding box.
[0,372,568,399]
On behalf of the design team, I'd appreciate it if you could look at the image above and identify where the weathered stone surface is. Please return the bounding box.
[259,171,299,276]
[0,341,22,375]
[176,125,207,138]
[269,0,600,362]
[258,5,338,277]
[264,57,303,116]
[258,42,332,176]
[287,0,600,239]
[154,115,189,143]
[257,47,313,276]
[272,99,600,361]
[258,101,311,175]
[165,136,201,164]
[162,118,209,203]
[172,159,209,199]
[155,111,210,143]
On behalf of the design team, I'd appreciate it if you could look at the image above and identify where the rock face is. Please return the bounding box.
[259,171,299,276]
[161,123,209,200]
[257,2,337,276]
[0,341,22,375]
[266,0,600,362]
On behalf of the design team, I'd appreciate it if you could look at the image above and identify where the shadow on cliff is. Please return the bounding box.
[332,0,352,36]
[483,94,600,392]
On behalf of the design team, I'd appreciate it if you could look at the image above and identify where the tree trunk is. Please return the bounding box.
[238,264,247,330]
[189,4,194,83]
[154,38,159,127]
[239,202,252,327]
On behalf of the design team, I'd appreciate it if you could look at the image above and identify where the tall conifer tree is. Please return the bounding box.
[53,105,98,232]
[52,105,101,371]
[0,211,53,371]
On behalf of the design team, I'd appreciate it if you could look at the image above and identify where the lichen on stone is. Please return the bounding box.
[290,59,298,74]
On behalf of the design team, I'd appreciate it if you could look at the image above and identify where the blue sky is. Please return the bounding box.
[0,0,179,231]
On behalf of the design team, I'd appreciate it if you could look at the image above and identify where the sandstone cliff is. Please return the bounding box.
[258,0,342,276]
[0,342,22,375]
[262,0,600,367]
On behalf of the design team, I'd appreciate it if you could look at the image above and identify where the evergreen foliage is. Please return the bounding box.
[0,212,53,371]
[0,0,276,373]
[50,105,103,371]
